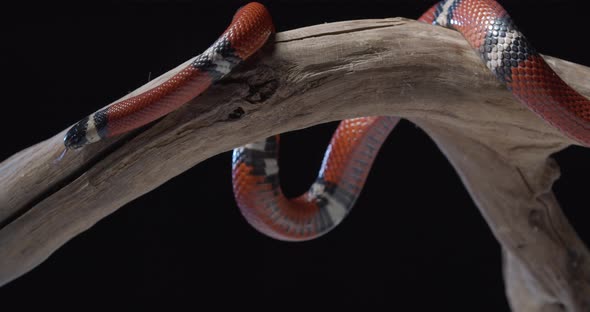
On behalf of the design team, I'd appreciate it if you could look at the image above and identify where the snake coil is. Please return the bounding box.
[63,1,590,241]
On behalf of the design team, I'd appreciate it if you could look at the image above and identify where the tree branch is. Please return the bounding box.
[0,18,589,311]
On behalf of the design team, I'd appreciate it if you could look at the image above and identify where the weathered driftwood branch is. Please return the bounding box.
[0,18,589,311]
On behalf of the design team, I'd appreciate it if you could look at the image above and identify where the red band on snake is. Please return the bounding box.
[63,1,590,241]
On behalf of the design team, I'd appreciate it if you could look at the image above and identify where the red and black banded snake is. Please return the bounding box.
[63,1,590,241]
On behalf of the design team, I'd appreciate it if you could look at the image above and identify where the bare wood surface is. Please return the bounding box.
[0,18,589,310]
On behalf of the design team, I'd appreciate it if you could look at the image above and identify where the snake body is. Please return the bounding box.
[64,1,590,241]
[63,3,273,149]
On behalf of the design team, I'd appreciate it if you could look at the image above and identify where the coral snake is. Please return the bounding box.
[64,1,590,241]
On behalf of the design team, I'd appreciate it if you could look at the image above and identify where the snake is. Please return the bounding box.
[63,1,590,241]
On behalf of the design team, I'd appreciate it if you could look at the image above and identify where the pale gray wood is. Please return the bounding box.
[0,18,589,310]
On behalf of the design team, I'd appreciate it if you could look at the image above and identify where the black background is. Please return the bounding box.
[1,0,589,310]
